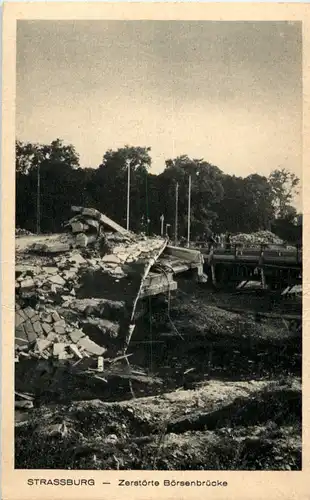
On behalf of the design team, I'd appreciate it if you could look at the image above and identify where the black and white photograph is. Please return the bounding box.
[13,18,302,472]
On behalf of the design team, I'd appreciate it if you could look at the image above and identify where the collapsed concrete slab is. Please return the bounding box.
[15,207,206,400]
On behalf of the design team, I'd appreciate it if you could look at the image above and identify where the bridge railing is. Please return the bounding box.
[195,242,302,265]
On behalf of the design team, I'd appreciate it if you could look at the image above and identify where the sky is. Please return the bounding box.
[16,20,302,208]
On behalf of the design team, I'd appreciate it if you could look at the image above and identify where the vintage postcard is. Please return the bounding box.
[1,2,309,500]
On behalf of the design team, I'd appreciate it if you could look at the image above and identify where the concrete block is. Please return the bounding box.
[42,267,58,275]
[69,253,86,265]
[52,311,61,322]
[76,233,88,248]
[115,252,131,262]
[46,332,59,342]
[42,323,52,335]
[87,258,98,267]
[165,245,203,264]
[30,242,70,254]
[17,309,27,322]
[54,326,66,335]
[32,321,43,336]
[100,212,129,236]
[53,343,67,357]
[78,337,106,356]
[24,307,36,319]
[69,329,85,343]
[63,270,77,280]
[71,222,85,233]
[20,278,34,288]
[54,320,66,328]
[82,207,102,220]
[15,324,28,341]
[43,314,53,323]
[35,339,51,352]
[68,344,83,359]
[99,319,120,338]
[84,218,100,231]
[58,351,71,360]
[49,275,66,286]
[15,312,26,328]
[24,320,37,343]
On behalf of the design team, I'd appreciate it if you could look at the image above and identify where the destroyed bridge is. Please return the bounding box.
[15,207,301,399]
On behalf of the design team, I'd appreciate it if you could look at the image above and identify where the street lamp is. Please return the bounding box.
[160,214,164,236]
[126,159,131,231]
[36,164,41,235]
[174,182,179,246]
[187,171,200,248]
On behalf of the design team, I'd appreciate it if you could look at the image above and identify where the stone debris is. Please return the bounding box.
[16,227,33,237]
[231,230,284,246]
[15,208,168,381]
[15,206,205,398]
[16,206,168,303]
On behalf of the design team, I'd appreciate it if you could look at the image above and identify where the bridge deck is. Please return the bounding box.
[199,247,302,268]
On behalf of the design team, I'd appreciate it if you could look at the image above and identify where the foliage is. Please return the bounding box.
[15,139,301,242]
[268,168,300,218]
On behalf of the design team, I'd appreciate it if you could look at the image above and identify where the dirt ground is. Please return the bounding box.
[15,286,302,470]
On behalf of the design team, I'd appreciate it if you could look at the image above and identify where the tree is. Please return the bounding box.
[91,145,152,230]
[213,174,275,233]
[102,145,151,174]
[158,155,224,239]
[16,139,80,232]
[16,141,41,174]
[16,139,79,174]
[243,174,275,230]
[268,168,300,218]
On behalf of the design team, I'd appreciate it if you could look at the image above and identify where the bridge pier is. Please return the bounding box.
[260,267,267,289]
[211,263,216,285]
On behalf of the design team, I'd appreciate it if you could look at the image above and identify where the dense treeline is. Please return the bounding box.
[16,139,302,243]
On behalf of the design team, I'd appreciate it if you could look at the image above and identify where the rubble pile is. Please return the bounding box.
[231,230,283,246]
[15,304,105,362]
[16,228,33,237]
[15,207,169,397]
[64,205,131,248]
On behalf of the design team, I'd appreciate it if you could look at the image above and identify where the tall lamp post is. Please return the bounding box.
[36,164,41,235]
[174,182,179,246]
[160,214,164,237]
[126,159,131,231]
[187,175,192,248]
[187,171,200,248]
